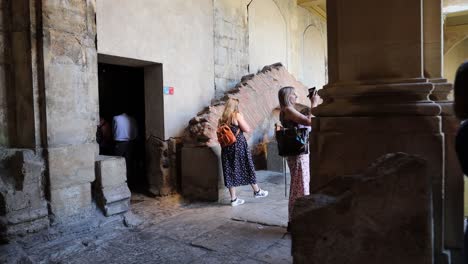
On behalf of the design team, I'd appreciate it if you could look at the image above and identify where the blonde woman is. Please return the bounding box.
[278,86,319,231]
[219,98,268,206]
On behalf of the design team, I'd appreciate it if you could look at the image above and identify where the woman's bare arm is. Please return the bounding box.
[236,113,251,133]
[284,107,312,126]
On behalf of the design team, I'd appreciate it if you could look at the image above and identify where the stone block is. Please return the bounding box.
[100,185,131,205]
[104,200,130,216]
[50,183,92,218]
[48,143,96,190]
[146,137,179,196]
[95,155,127,188]
[6,206,49,226]
[266,141,289,173]
[94,184,131,217]
[44,62,97,146]
[4,216,50,237]
[291,153,432,264]
[0,149,49,240]
[181,145,223,202]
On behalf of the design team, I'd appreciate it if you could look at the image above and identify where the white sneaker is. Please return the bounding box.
[254,189,268,198]
[231,198,245,207]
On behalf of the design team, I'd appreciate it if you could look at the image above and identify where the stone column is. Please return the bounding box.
[425,0,463,262]
[310,0,444,262]
[40,0,99,221]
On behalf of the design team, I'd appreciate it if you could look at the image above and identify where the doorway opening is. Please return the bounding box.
[97,54,164,193]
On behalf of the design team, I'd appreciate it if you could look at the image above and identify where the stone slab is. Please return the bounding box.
[104,200,129,216]
[191,221,285,258]
[95,155,127,188]
[181,145,222,201]
[266,141,289,173]
[50,183,92,218]
[100,184,131,204]
[48,143,97,190]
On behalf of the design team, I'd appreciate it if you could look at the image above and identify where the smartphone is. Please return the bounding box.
[307,87,316,98]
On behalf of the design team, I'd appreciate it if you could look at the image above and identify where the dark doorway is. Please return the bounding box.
[98,63,147,192]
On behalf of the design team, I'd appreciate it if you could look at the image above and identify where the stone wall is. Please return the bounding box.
[213,0,250,99]
[213,0,327,97]
[97,0,326,140]
[96,0,215,139]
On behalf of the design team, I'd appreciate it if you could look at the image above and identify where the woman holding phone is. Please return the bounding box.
[277,86,320,232]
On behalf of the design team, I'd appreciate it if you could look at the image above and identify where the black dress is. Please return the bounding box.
[221,125,257,188]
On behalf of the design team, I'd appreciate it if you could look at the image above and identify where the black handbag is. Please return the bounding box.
[275,126,309,157]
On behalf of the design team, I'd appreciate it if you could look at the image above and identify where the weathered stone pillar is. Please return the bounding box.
[424,0,463,262]
[40,0,99,221]
[309,0,445,262]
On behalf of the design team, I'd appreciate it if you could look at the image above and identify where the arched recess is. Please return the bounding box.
[248,0,287,73]
[302,25,327,89]
[444,37,468,83]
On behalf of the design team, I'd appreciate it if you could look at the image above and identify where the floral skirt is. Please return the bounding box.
[287,153,310,221]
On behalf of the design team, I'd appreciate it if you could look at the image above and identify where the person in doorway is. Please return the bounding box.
[278,86,320,232]
[454,61,468,264]
[96,116,114,155]
[113,109,138,186]
[219,98,269,206]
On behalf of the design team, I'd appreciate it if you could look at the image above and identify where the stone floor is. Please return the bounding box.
[1,171,292,264]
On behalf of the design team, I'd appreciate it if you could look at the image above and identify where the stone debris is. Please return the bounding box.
[123,211,143,228]
[186,63,309,148]
[291,153,431,264]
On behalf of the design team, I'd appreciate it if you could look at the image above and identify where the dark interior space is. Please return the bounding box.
[98,63,147,192]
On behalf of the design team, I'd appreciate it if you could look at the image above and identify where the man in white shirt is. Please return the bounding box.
[113,113,138,142]
[113,112,138,185]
